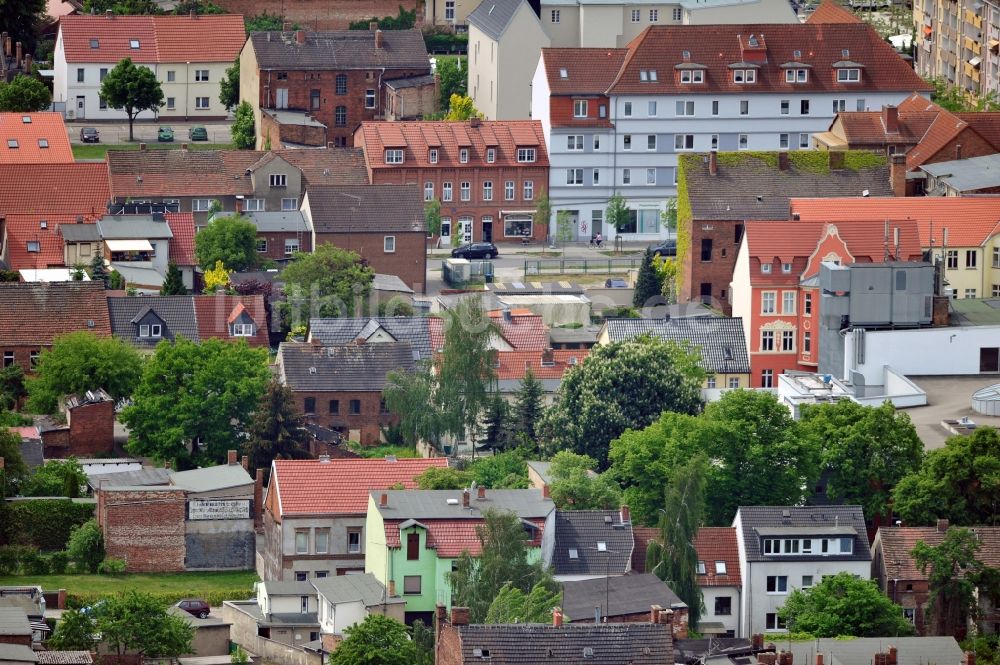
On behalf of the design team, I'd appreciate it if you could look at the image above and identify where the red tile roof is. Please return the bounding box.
[806,0,862,24]
[192,294,270,347]
[270,458,448,516]
[357,120,549,170]
[789,197,1000,247]
[384,517,546,557]
[743,218,923,267]
[0,281,112,346]
[58,14,245,64]
[488,309,550,351]
[496,349,588,380]
[541,48,629,94]
[0,113,74,164]
[602,23,930,95]
[876,526,1000,580]
[834,110,939,146]
[107,149,263,198]
[0,163,110,216]
[166,212,195,266]
[958,113,1000,148]
[3,215,76,270]
[694,527,742,587]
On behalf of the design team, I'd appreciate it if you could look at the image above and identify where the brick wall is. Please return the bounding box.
[434,605,465,665]
[66,399,115,457]
[550,96,611,127]
[385,81,438,121]
[293,389,395,446]
[682,218,742,314]
[1,346,41,373]
[256,231,313,260]
[260,110,329,148]
[313,231,427,294]
[0,633,32,646]
[100,489,187,572]
[923,127,999,167]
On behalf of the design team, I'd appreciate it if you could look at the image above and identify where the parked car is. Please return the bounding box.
[176,599,210,619]
[157,127,174,142]
[188,126,208,141]
[648,239,677,258]
[451,242,498,259]
[605,278,628,288]
[79,127,100,143]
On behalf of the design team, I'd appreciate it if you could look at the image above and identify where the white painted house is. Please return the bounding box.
[313,574,405,637]
[529,22,932,241]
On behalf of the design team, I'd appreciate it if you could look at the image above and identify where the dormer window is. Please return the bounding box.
[680,70,704,83]
[231,323,255,337]
[130,39,140,49]
[786,69,808,83]
[486,148,495,163]
[139,324,162,338]
[429,148,438,164]
[516,148,536,163]
[459,148,469,163]
[761,263,772,274]
[384,149,404,164]
[733,69,756,83]
[837,68,861,82]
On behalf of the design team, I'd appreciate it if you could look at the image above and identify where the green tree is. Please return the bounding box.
[329,613,419,665]
[0,75,52,112]
[927,76,1000,112]
[66,519,104,573]
[779,572,915,637]
[347,5,416,29]
[450,509,558,622]
[83,0,161,14]
[633,249,662,308]
[555,210,574,248]
[893,426,1000,526]
[26,331,143,414]
[436,56,467,108]
[99,590,194,659]
[70,264,87,281]
[243,380,312,476]
[0,429,27,496]
[48,609,97,651]
[646,455,706,629]
[539,336,705,468]
[799,400,922,520]
[481,393,515,451]
[0,0,44,51]
[548,450,621,510]
[231,101,255,149]
[469,449,530,489]
[533,189,551,241]
[444,93,483,121]
[424,199,442,238]
[605,192,629,234]
[384,366,444,447]
[415,466,472,489]
[281,244,374,323]
[160,261,187,295]
[22,458,87,497]
[99,58,164,142]
[122,338,269,468]
[88,251,108,285]
[219,58,239,111]
[195,214,259,271]
[485,581,561,624]
[244,12,294,32]
[0,364,26,410]
[513,368,543,440]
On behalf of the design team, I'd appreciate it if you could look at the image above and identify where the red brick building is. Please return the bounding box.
[241,28,434,149]
[353,120,549,245]
[40,389,115,459]
[98,487,188,573]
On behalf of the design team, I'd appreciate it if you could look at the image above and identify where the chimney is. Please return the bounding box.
[477,485,486,499]
[883,105,899,133]
[470,116,481,128]
[964,652,976,665]
[937,518,949,532]
[817,655,824,665]
[462,489,470,507]
[241,455,249,470]
[890,153,907,198]
[380,492,388,507]
[541,347,554,365]
[778,151,789,171]
[388,580,396,596]
[552,607,563,627]
[828,150,844,170]
[139,143,147,151]
[658,608,674,625]
[254,469,264,529]
[369,21,378,31]
[955,143,962,160]
[620,504,631,524]
[105,9,112,17]
[375,29,384,49]
[451,607,470,626]
[888,647,898,665]
[181,142,188,151]
[779,651,793,665]
[15,41,22,67]
[709,151,718,176]
[542,484,551,499]
[649,605,663,623]
[228,449,238,465]
[295,30,306,45]
[875,653,888,665]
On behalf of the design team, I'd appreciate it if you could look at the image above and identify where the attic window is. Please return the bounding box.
[130,39,140,48]
[842,48,850,58]
[786,69,808,83]
[26,241,39,253]
[38,139,48,148]
[682,50,690,59]
[7,139,18,148]
[90,38,99,48]
[748,35,759,47]
[639,69,658,81]
[715,561,727,574]
[21,116,31,123]
[793,49,801,58]
[733,69,756,83]
[596,541,607,552]
[138,324,162,338]
[723,347,733,361]
[837,68,861,82]
[696,560,706,574]
[559,67,568,79]
[568,548,579,559]
[472,648,491,659]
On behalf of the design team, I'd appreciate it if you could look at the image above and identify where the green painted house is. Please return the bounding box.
[364,487,556,624]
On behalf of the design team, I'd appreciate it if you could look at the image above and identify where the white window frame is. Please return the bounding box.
[517,148,536,162]
[284,239,300,255]
[270,174,287,187]
[384,149,404,164]
[460,181,471,201]
[192,199,215,212]
[486,148,496,163]
[384,236,396,253]
[648,101,657,116]
[567,135,584,151]
[195,69,209,82]
[647,135,657,150]
[566,169,584,186]
[504,180,515,200]
[631,8,641,21]
[674,134,694,151]
[459,148,469,163]
[429,148,438,164]
[623,101,632,117]
[365,89,376,109]
[646,168,656,185]
[482,181,493,201]
[675,100,695,116]
[573,100,588,118]
[761,291,776,314]
[837,68,861,82]
[232,323,255,337]
[523,181,534,200]
[442,181,453,202]
[782,291,796,314]
[649,8,658,21]
[550,9,560,22]
[622,168,631,185]
[244,198,265,212]
[424,181,434,201]
[281,198,298,211]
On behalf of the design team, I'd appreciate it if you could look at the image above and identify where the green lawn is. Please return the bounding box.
[0,571,258,601]
[72,142,234,160]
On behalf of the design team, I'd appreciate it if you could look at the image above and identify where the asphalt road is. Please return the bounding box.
[66,120,234,145]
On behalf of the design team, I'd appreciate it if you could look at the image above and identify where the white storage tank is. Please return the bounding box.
[972,384,1000,416]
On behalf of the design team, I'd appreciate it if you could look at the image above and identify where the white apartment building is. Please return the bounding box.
[530,22,932,241]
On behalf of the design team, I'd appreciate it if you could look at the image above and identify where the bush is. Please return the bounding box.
[97,557,127,575]
[66,588,255,609]
[423,27,468,53]
[66,520,104,573]
[0,500,95,551]
[48,551,69,574]
[0,545,39,575]
[20,548,49,575]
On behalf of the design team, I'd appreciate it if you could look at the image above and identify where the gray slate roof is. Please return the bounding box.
[243,211,310,233]
[454,623,673,664]
[561,573,685,622]
[312,573,403,607]
[0,644,37,664]
[600,317,750,375]
[59,224,101,242]
[261,581,315,596]
[683,153,892,220]
[308,317,430,359]
[107,296,200,346]
[96,215,174,239]
[278,341,417,392]
[736,505,872,562]
[920,153,1000,193]
[552,510,634,576]
[249,29,429,71]
[784,637,962,665]
[384,74,437,90]
[372,273,414,294]
[306,185,425,233]
[467,0,530,40]
[372,489,553,519]
[0,606,30,635]
[169,463,253,493]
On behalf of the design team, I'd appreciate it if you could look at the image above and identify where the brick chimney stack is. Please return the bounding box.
[709,151,718,176]
[241,455,249,471]
[778,151,789,171]
[380,492,388,507]
[552,607,563,627]
[888,646,898,665]
[477,485,486,499]
[462,489,470,507]
[227,449,238,465]
[649,605,663,623]
[620,505,630,524]
[883,105,899,134]
[375,29,384,49]
[295,30,306,45]
[964,651,976,665]
[542,484,551,499]
[937,518,950,532]
[15,41,22,68]
[889,153,907,197]
[451,607,470,626]
[817,655,824,665]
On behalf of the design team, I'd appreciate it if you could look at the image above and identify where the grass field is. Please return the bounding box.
[0,570,258,597]
[72,142,234,160]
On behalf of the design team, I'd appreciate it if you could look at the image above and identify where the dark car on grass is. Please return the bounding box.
[451,242,498,259]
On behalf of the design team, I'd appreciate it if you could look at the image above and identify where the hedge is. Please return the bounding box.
[0,500,95,551]
[66,588,255,609]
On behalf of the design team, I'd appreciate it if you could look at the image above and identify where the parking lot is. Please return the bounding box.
[66,120,234,145]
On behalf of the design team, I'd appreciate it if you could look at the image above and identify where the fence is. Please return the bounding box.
[523,257,642,277]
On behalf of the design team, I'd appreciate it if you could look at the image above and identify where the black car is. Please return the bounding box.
[451,242,498,259]
[648,239,677,258]
[79,127,100,143]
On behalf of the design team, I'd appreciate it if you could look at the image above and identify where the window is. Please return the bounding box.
[680,70,704,83]
[424,181,434,201]
[138,323,161,338]
[315,529,329,554]
[129,39,140,48]
[646,168,656,185]
[459,148,469,163]
[946,250,959,269]
[711,134,719,150]
[675,100,694,116]
[335,74,347,94]
[100,67,108,81]
[856,98,866,111]
[567,135,584,151]
[728,377,740,389]
[782,330,794,352]
[166,97,176,110]
[284,238,299,255]
[803,332,812,353]
[29,350,40,368]
[445,0,455,19]
[335,106,347,127]
[623,101,632,117]
[701,238,713,262]
[384,149,404,164]
[696,561,706,574]
[767,576,788,593]
[406,533,420,560]
[782,263,792,274]
[740,100,749,115]
[782,291,796,314]
[761,292,776,313]
[649,9,658,21]
[486,148,496,163]
[804,293,812,314]
[779,133,789,149]
[482,181,493,200]
[715,561,727,574]
[295,531,308,554]
[674,134,694,150]
[965,288,978,299]
[281,198,298,211]
[800,100,810,115]
[2,352,12,368]
[270,174,287,188]
[761,263,772,274]
[350,399,361,414]
[593,135,601,150]
[245,198,265,212]
[347,530,361,554]
[739,134,748,150]
[712,100,719,115]
[77,68,84,82]
[833,99,846,113]
[837,68,861,82]
[766,613,786,630]
[672,6,681,19]
[37,139,48,149]
[780,99,790,115]
[573,100,588,117]
[194,69,209,82]
[733,69,756,83]
[195,97,209,110]
[384,236,396,253]
[517,148,536,162]
[328,399,340,414]
[622,168,631,185]
[550,9,560,22]
[648,101,657,116]
[761,369,773,388]
[993,246,1000,268]
[623,135,632,150]
[566,169,583,185]
[232,323,255,336]
[631,8,641,21]
[706,376,716,389]
[785,68,808,83]
[647,135,657,150]
[443,181,453,201]
[403,575,422,594]
[761,330,775,351]
[310,89,321,110]
[460,181,471,201]
[295,571,308,581]
[715,597,732,615]
[365,89,376,108]
[90,38,99,48]
[504,180,515,200]
[304,397,316,414]
[802,575,814,588]
[523,181,534,200]
[966,250,978,268]
[799,133,810,148]
[193,199,214,212]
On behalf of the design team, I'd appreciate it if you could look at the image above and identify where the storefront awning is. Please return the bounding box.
[501,210,536,216]
[106,239,153,252]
